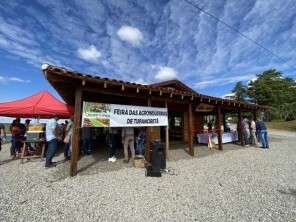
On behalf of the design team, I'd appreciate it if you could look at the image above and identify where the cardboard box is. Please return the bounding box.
[28,124,45,131]
[132,155,145,168]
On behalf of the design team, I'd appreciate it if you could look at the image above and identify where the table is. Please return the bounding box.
[20,139,46,164]
[197,132,238,144]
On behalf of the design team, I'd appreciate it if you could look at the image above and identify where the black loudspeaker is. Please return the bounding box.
[146,166,161,177]
[151,141,166,170]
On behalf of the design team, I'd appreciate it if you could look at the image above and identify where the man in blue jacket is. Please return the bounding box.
[255,120,269,148]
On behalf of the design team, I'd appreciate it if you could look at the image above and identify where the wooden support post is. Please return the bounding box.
[238,109,244,146]
[222,113,226,132]
[253,110,257,121]
[165,101,169,160]
[217,105,223,150]
[145,98,152,163]
[188,102,194,156]
[70,86,82,177]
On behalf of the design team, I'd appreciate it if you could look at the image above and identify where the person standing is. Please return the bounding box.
[81,127,92,155]
[122,127,135,163]
[45,114,60,168]
[256,120,269,149]
[242,117,250,146]
[24,119,34,151]
[9,118,22,158]
[137,127,146,156]
[225,122,231,132]
[0,124,6,153]
[63,115,74,160]
[249,118,258,145]
[108,128,119,162]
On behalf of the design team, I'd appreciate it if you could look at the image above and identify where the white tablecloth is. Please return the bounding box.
[197,132,238,144]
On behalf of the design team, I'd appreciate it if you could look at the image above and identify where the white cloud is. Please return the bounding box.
[194,74,252,89]
[77,45,102,63]
[247,77,258,85]
[223,93,235,99]
[154,66,178,81]
[9,77,31,83]
[0,76,6,84]
[116,26,144,46]
[0,76,31,84]
[133,78,149,85]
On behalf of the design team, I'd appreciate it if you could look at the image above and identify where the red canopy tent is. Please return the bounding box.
[0,91,74,119]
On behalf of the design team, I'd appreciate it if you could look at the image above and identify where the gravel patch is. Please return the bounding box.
[0,129,295,221]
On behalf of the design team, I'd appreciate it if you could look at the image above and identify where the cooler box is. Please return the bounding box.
[27,131,45,141]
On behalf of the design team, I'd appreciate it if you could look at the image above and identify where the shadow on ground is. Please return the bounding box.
[278,189,296,197]
[54,140,248,180]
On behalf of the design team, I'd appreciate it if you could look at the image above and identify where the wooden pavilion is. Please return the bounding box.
[41,64,270,176]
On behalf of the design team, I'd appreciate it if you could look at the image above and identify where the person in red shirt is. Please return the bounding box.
[9,118,22,157]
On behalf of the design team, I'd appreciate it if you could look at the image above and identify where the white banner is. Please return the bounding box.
[82,102,168,127]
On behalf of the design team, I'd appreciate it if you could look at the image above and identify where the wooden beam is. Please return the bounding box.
[165,101,170,160]
[145,98,152,163]
[253,110,257,121]
[188,102,194,156]
[150,96,190,104]
[238,109,244,147]
[82,86,147,100]
[223,113,226,133]
[70,86,82,177]
[217,105,223,150]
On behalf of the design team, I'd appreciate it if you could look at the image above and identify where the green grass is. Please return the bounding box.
[265,120,296,132]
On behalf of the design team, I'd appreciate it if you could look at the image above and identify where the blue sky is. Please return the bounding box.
[0,0,296,107]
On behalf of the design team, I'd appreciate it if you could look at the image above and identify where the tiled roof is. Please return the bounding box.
[42,64,271,111]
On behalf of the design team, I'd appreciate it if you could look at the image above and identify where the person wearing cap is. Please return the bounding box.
[45,114,60,168]
[24,119,34,151]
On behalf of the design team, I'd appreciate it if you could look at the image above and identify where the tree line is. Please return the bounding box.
[228,69,296,121]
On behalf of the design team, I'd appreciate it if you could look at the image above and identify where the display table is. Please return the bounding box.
[197,132,238,144]
[20,139,46,164]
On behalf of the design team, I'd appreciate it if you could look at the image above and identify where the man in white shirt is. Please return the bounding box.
[250,118,258,145]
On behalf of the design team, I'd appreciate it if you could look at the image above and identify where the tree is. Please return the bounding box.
[247,70,296,107]
[230,69,296,121]
[231,81,248,102]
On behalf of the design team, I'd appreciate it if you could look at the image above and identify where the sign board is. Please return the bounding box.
[195,103,215,112]
[82,102,168,127]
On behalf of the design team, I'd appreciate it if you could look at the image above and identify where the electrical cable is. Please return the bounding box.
[184,0,296,71]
